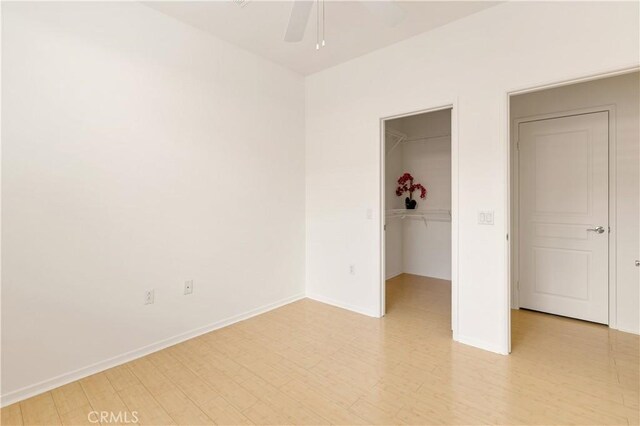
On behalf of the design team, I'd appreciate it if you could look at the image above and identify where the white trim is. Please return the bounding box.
[380,118,387,317]
[608,108,618,330]
[510,105,618,328]
[507,66,640,97]
[451,98,460,341]
[378,102,458,339]
[385,271,404,281]
[306,293,380,318]
[505,66,639,353]
[0,292,306,407]
[616,325,640,335]
[457,334,508,355]
[502,90,512,354]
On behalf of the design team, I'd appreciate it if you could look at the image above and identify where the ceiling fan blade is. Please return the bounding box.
[284,0,313,42]
[360,1,406,27]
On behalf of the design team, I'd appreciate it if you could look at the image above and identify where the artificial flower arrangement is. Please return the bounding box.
[395,172,427,209]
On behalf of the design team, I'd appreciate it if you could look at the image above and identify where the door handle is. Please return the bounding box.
[587,226,605,234]
[636,260,640,267]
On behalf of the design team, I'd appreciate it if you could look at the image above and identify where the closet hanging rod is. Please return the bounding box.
[386,133,450,155]
[402,133,451,143]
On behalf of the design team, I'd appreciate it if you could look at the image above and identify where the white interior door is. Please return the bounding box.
[519,111,609,324]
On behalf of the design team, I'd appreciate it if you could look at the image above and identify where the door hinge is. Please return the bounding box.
[506,233,509,241]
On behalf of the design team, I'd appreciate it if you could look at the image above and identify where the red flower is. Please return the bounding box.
[395,173,427,200]
[397,173,413,185]
[414,183,427,199]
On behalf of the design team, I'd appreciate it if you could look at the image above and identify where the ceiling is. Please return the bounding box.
[145,1,499,76]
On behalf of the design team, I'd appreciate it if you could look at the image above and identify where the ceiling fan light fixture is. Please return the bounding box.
[321,0,326,47]
[284,0,313,42]
[285,0,405,51]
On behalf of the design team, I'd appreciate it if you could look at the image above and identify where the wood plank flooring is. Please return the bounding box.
[2,274,638,425]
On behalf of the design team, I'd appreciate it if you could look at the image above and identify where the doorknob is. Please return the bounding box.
[587,226,605,234]
[636,260,640,267]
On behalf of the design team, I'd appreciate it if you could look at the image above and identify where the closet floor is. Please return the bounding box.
[2,273,638,425]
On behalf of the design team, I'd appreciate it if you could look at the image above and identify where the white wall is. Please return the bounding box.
[1,2,305,404]
[305,1,639,353]
[386,110,452,280]
[510,72,639,334]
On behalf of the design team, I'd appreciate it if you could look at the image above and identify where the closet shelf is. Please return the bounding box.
[386,209,451,223]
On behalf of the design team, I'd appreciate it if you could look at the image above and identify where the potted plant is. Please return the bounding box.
[395,172,427,209]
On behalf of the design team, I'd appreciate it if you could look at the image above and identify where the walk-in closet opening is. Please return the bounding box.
[382,107,453,332]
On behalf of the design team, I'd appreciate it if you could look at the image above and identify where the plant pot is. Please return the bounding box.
[405,198,417,209]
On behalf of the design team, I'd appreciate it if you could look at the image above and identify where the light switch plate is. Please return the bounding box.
[478,210,494,225]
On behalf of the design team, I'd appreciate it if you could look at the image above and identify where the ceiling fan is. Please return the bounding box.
[284,0,406,49]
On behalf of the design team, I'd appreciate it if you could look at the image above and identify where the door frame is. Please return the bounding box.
[510,106,617,327]
[505,66,640,351]
[379,101,459,340]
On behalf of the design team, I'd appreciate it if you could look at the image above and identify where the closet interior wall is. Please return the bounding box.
[385,109,452,281]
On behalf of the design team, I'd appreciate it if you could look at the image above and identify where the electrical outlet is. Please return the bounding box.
[349,264,355,275]
[144,289,154,305]
[184,280,194,295]
[366,208,373,220]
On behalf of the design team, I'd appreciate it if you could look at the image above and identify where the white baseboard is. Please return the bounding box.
[456,333,508,355]
[385,271,403,280]
[614,325,640,335]
[1,292,306,407]
[306,293,380,318]
[402,271,452,281]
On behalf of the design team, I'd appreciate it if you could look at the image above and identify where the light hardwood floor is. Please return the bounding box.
[2,274,638,425]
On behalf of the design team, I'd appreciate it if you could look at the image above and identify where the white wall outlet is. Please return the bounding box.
[144,289,154,305]
[349,264,356,275]
[366,208,373,220]
[184,280,194,295]
[478,210,495,225]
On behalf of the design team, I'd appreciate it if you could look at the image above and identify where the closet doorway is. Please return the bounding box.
[509,71,640,345]
[381,107,453,332]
